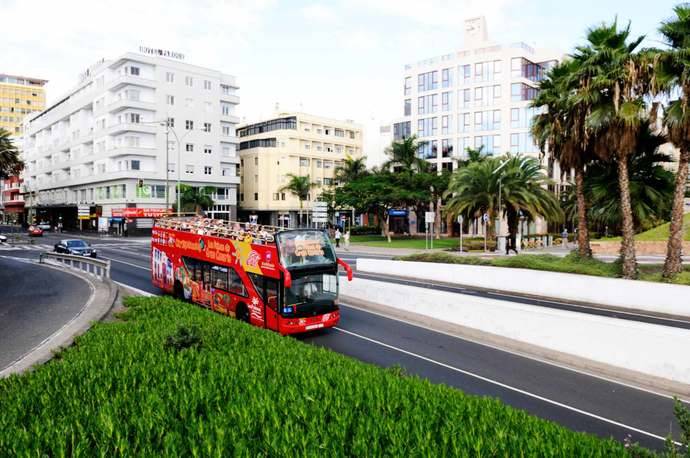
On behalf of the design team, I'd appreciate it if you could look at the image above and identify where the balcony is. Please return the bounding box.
[108,75,157,91]
[107,98,156,113]
[220,93,240,105]
[107,146,158,157]
[108,123,158,136]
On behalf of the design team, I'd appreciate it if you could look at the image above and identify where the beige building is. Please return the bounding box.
[237,112,363,227]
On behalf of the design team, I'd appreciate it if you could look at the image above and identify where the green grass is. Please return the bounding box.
[598,213,690,242]
[397,252,690,286]
[350,234,470,250]
[0,296,640,456]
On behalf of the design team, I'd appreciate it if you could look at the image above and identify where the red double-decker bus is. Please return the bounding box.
[151,217,352,335]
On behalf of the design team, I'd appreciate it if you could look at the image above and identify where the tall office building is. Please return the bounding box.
[236,112,363,227]
[21,49,240,231]
[0,73,47,223]
[394,17,561,172]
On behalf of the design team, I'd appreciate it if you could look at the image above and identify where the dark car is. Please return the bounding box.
[54,239,98,257]
[28,225,44,237]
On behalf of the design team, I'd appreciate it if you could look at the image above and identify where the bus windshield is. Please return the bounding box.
[275,230,336,268]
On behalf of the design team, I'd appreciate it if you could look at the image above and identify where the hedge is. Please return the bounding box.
[0,296,641,456]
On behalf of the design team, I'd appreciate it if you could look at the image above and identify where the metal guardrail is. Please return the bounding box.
[39,252,111,280]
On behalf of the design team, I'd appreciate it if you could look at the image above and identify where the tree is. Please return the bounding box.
[334,155,368,184]
[655,4,690,279]
[562,127,675,233]
[457,145,487,167]
[177,184,215,215]
[579,19,647,278]
[532,58,596,257]
[444,155,563,249]
[383,136,429,174]
[0,128,23,179]
[278,174,316,226]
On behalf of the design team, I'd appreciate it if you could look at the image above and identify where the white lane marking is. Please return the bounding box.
[339,302,687,402]
[334,326,680,445]
[114,281,155,297]
[102,256,151,271]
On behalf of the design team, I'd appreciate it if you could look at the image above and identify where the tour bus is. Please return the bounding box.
[150,216,353,335]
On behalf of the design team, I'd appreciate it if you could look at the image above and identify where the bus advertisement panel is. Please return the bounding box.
[151,218,351,335]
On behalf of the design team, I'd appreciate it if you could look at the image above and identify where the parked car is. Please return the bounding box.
[54,239,97,257]
[28,225,44,237]
[37,222,52,231]
[0,234,7,243]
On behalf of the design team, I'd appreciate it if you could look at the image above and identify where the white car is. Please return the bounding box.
[0,234,7,243]
[37,222,52,231]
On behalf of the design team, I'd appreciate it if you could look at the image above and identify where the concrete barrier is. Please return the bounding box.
[356,259,690,319]
[340,277,690,391]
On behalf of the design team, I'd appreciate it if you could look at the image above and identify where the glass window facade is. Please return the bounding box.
[237,116,297,137]
[239,138,277,150]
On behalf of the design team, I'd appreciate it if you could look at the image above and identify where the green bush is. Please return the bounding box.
[164,325,203,352]
[350,225,380,235]
[0,296,634,456]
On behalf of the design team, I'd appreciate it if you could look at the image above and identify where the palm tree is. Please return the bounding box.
[457,145,487,166]
[578,19,647,279]
[444,155,562,247]
[0,128,23,179]
[177,184,215,215]
[383,136,429,173]
[532,58,595,257]
[334,155,368,184]
[575,127,675,232]
[278,174,315,227]
[655,4,690,278]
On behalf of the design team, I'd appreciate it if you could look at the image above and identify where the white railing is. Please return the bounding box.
[39,252,111,280]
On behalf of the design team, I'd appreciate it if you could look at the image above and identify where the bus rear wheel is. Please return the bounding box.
[236,303,250,323]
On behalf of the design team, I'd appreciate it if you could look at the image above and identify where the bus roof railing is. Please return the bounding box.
[154,216,283,244]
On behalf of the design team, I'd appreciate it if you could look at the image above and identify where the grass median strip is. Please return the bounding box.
[0,296,644,456]
[396,252,690,286]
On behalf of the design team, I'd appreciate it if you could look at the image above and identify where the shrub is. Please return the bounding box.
[0,296,632,456]
[164,325,203,352]
[350,225,380,235]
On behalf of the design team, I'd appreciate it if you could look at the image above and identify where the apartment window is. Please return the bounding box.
[299,157,310,167]
[281,193,286,200]
[131,160,140,170]
[130,66,140,76]
[203,122,211,132]
[185,165,194,174]
[166,95,175,105]
[441,91,451,111]
[186,120,194,130]
[441,115,452,135]
[404,99,411,116]
[167,117,175,128]
[442,68,452,88]
[129,113,140,124]
[240,193,244,201]
[417,71,439,92]
[442,139,453,158]
[315,159,322,168]
[417,117,438,137]
[348,130,355,139]
[460,64,471,84]
[185,76,193,87]
[474,134,502,155]
[166,72,174,83]
[404,76,412,96]
[204,166,212,175]
[474,87,483,106]
[273,193,280,201]
[201,146,211,155]
[222,84,231,95]
[254,193,258,201]
[222,125,231,136]
[304,143,310,150]
[461,88,471,108]
[323,178,333,186]
[186,143,194,152]
[222,168,233,177]
[493,84,502,99]
[203,80,212,90]
[460,113,471,133]
[168,163,175,173]
[323,160,333,169]
[511,57,522,78]
[324,128,331,135]
[221,104,230,116]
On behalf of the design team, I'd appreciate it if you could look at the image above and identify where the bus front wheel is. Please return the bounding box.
[236,303,250,324]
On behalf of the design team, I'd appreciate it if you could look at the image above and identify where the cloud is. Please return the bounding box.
[302,3,337,22]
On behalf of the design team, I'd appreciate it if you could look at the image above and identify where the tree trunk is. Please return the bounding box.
[662,149,689,279]
[434,197,442,240]
[574,166,592,258]
[384,212,392,243]
[617,157,638,279]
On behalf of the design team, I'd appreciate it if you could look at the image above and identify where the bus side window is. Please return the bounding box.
[211,265,228,290]
[229,268,246,296]
[265,279,279,310]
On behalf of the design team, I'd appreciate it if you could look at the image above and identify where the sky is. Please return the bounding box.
[2,0,682,150]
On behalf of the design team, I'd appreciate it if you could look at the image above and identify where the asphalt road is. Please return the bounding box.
[0,255,90,371]
[2,232,686,450]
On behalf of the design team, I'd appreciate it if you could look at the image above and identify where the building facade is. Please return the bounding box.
[393,16,562,235]
[236,112,363,227]
[0,74,47,224]
[21,51,240,231]
[394,17,561,171]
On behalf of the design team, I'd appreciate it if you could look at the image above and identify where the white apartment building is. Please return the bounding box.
[394,17,561,174]
[21,49,240,231]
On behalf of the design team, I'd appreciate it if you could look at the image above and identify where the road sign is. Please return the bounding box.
[482,213,489,223]
[312,217,328,223]
[457,215,464,225]
[425,211,435,223]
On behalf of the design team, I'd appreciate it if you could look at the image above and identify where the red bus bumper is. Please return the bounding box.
[279,310,340,335]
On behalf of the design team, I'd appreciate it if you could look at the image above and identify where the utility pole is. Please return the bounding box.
[164,120,170,212]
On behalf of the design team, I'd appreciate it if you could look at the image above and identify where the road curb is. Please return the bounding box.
[0,261,119,378]
[339,294,690,399]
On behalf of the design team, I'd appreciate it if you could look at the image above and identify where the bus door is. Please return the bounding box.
[248,273,280,331]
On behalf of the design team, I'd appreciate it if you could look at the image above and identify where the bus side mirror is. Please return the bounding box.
[337,258,353,281]
[278,264,292,288]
